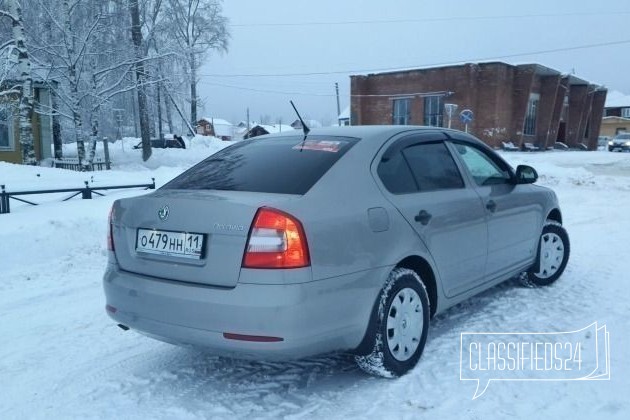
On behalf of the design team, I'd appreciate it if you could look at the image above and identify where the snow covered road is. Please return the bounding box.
[1,148,629,419]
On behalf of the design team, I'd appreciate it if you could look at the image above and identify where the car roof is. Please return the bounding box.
[268,125,476,142]
[258,125,488,160]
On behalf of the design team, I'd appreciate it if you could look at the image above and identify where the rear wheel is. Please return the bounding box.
[355,268,430,378]
[521,222,570,287]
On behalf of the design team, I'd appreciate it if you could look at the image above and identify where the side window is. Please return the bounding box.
[454,144,511,186]
[377,151,418,194]
[402,142,464,191]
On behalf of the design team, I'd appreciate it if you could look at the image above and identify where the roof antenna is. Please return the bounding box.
[290,100,310,137]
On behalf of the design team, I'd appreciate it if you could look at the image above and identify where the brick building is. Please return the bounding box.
[350,62,607,150]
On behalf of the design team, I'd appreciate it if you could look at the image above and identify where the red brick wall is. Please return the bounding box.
[567,85,588,147]
[350,62,605,150]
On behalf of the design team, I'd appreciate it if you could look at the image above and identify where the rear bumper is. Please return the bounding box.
[103,264,388,360]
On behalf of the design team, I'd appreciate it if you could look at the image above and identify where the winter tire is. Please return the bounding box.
[355,267,430,378]
[521,221,570,287]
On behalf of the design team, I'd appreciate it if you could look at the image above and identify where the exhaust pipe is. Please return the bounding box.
[117,324,130,331]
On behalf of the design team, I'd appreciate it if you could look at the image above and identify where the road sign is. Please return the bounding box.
[460,109,474,124]
[445,103,458,129]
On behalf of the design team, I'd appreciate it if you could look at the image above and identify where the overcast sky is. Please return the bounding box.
[197,0,630,126]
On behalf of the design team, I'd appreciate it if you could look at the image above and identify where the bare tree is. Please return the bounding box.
[3,0,222,164]
[129,0,151,161]
[164,0,229,128]
[0,0,36,164]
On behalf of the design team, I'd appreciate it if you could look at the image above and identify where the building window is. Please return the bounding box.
[423,96,443,127]
[392,98,411,125]
[622,108,630,118]
[0,107,15,151]
[524,93,539,136]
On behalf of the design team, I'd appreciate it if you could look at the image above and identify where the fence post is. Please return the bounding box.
[0,185,9,214]
[82,181,92,199]
[102,137,111,170]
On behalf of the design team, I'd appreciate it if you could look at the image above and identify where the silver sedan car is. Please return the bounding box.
[103,126,570,377]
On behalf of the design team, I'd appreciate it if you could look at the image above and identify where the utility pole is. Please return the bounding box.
[335,82,341,126]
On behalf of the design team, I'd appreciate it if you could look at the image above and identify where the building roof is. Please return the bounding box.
[338,106,350,120]
[290,119,323,129]
[602,116,630,123]
[199,117,232,126]
[256,124,295,134]
[605,91,630,108]
[353,61,603,89]
[199,117,233,137]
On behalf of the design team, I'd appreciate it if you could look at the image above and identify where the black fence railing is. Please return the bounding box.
[0,178,155,214]
[53,157,111,171]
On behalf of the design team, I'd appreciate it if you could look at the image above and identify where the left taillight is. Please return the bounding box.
[242,207,310,269]
[107,205,115,252]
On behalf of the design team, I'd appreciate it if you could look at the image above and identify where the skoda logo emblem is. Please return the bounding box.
[158,205,170,221]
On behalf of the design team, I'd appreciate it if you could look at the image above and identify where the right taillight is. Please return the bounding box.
[242,207,310,269]
[107,205,115,252]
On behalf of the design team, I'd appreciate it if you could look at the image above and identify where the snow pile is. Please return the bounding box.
[0,150,629,419]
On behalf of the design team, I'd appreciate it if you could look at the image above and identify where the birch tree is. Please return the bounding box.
[0,0,36,164]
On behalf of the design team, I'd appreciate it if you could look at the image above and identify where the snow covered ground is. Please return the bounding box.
[1,142,629,419]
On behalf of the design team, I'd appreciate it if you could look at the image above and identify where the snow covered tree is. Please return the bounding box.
[0,0,36,165]
[164,0,229,128]
[129,0,151,161]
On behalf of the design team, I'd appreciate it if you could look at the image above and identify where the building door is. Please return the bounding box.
[557,121,566,142]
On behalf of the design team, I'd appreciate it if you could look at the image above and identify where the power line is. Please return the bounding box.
[198,80,334,96]
[199,79,453,99]
[198,39,630,78]
[231,11,630,27]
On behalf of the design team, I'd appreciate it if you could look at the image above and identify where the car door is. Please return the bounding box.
[448,140,541,281]
[375,132,488,298]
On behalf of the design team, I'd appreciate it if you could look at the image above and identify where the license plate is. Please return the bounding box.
[136,228,204,259]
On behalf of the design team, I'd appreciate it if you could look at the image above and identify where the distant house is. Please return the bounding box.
[290,119,322,130]
[338,106,350,126]
[243,124,295,139]
[0,81,56,164]
[600,91,630,137]
[196,117,233,140]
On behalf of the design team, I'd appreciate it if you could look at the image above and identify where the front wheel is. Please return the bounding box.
[355,268,430,378]
[521,222,570,287]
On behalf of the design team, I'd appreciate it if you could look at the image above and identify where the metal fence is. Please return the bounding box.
[53,157,111,171]
[0,179,155,214]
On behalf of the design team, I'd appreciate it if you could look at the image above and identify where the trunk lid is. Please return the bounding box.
[112,189,297,287]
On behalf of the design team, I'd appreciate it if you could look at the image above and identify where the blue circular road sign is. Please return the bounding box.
[460,109,474,124]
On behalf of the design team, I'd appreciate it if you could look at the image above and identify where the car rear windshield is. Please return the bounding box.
[162,135,359,195]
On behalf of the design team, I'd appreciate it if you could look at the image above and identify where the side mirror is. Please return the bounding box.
[515,165,538,184]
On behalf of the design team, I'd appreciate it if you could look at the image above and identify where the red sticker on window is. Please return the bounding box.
[293,140,344,153]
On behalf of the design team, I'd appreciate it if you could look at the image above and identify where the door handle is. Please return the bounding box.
[486,200,497,213]
[414,210,432,225]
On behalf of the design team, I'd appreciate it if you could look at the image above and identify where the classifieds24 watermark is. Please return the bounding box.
[460,322,610,399]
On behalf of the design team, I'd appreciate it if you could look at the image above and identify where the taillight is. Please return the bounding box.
[107,205,115,252]
[242,207,310,269]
